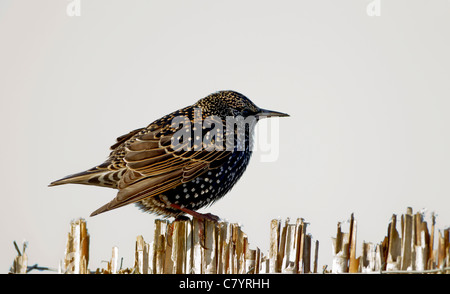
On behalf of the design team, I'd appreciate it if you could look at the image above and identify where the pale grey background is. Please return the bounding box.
[1,0,449,272]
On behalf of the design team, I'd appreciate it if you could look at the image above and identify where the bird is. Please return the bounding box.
[49,90,289,221]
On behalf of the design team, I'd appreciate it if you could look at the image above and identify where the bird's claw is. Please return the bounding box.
[196,212,220,222]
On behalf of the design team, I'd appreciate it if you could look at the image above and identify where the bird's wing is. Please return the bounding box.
[90,119,232,216]
[48,128,146,188]
[110,127,146,150]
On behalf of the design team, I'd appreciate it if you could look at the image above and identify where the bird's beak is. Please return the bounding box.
[256,108,290,118]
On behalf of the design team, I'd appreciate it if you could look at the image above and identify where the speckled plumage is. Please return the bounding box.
[50,90,289,219]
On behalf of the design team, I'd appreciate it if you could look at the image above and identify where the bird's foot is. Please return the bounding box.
[169,204,220,249]
[195,212,220,222]
[174,215,191,221]
[169,203,220,222]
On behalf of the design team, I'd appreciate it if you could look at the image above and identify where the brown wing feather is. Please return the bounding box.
[90,119,233,216]
[90,169,184,216]
[110,128,145,150]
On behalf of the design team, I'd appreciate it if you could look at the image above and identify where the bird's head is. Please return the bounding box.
[195,90,289,119]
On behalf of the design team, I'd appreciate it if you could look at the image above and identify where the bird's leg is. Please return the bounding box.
[169,204,220,249]
[169,203,220,222]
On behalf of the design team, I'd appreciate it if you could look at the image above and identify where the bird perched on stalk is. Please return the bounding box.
[50,90,289,221]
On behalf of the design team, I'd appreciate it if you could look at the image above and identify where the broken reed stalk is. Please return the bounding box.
[55,216,317,274]
[59,218,89,274]
[11,207,449,274]
[9,241,28,274]
[147,219,259,274]
[268,218,317,273]
[331,207,450,273]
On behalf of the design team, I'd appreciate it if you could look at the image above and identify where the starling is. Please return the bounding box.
[49,90,289,221]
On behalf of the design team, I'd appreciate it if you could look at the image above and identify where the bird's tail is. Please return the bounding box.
[49,165,122,189]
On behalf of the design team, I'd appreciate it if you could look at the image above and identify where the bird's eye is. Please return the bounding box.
[241,109,252,117]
